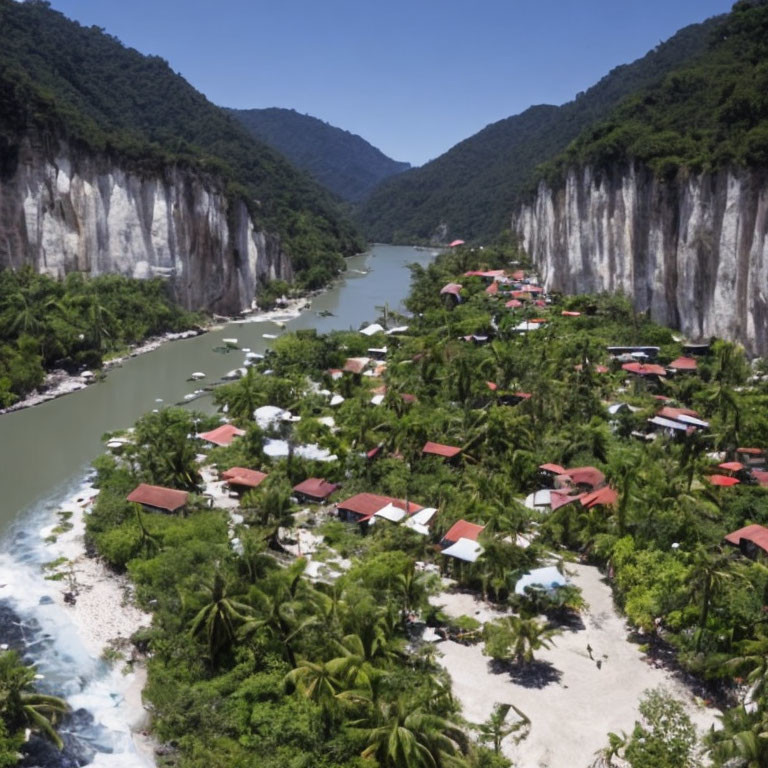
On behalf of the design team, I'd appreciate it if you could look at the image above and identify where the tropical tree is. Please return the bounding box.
[189,571,252,663]
[475,702,530,755]
[483,615,559,665]
[0,651,69,750]
[353,696,469,768]
[284,659,341,736]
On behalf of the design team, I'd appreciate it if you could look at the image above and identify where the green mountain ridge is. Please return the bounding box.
[356,12,725,244]
[230,107,410,203]
[535,0,768,186]
[0,0,364,287]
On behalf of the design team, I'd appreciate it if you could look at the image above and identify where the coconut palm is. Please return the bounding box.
[475,702,530,755]
[0,651,69,750]
[189,572,252,663]
[354,696,469,768]
[284,659,341,736]
[483,615,559,665]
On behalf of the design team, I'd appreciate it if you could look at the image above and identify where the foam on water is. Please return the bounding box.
[0,472,153,767]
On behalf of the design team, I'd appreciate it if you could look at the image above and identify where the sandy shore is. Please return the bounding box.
[433,563,719,768]
[0,295,311,416]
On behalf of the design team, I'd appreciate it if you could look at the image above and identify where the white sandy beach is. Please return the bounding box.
[433,563,719,768]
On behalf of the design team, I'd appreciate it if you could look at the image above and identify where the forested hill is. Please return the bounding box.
[0,0,363,284]
[230,107,411,203]
[535,0,768,184]
[355,12,724,244]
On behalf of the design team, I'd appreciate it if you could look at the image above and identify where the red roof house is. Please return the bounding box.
[293,477,339,502]
[337,493,422,523]
[221,467,268,490]
[422,441,462,459]
[505,299,523,308]
[668,356,698,371]
[199,423,246,447]
[562,310,581,317]
[709,474,740,487]
[440,283,463,296]
[724,524,768,556]
[622,362,667,377]
[563,467,606,490]
[718,461,745,474]
[440,519,485,548]
[539,463,567,475]
[580,486,618,508]
[485,282,499,295]
[343,357,369,374]
[127,483,188,513]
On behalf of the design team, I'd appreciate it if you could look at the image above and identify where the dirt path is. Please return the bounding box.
[434,563,719,768]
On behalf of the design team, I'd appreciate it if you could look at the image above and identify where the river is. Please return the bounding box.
[0,244,435,766]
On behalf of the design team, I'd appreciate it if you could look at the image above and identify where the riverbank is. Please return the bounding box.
[0,296,311,417]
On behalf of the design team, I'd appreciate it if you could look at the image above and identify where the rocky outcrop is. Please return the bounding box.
[0,135,292,314]
[514,164,768,356]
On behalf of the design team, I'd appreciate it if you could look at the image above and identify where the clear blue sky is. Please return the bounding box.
[48,0,734,166]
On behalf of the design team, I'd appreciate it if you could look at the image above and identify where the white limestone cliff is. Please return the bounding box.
[514,164,768,356]
[0,135,292,314]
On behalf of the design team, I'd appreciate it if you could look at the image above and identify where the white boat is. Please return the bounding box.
[190,372,206,380]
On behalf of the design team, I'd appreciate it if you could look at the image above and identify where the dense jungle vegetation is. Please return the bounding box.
[231,108,411,203]
[0,0,364,287]
[74,243,768,767]
[0,268,199,406]
[536,0,768,185]
[355,12,721,244]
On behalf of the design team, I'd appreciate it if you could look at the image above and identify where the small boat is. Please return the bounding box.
[189,372,206,381]
[318,310,334,317]
[262,333,278,339]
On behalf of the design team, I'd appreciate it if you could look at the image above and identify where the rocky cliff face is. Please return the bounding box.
[514,164,768,356]
[0,135,293,314]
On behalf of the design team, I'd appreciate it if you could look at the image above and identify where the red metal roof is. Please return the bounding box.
[221,467,268,489]
[505,299,523,308]
[514,391,532,400]
[657,406,700,421]
[199,423,246,447]
[485,282,499,295]
[564,466,605,489]
[440,283,463,296]
[561,310,581,317]
[423,441,462,458]
[449,239,465,247]
[709,474,740,487]
[539,463,566,475]
[465,270,506,278]
[293,477,339,500]
[668,356,698,370]
[366,446,382,460]
[511,291,531,299]
[127,483,188,512]
[486,381,498,391]
[622,362,667,377]
[337,493,422,520]
[753,470,768,486]
[724,524,768,553]
[738,447,764,456]
[581,486,618,508]
[441,519,485,544]
[550,490,583,511]
[718,461,745,473]
[343,357,368,374]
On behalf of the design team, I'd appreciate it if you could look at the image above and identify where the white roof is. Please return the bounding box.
[330,394,345,407]
[386,325,409,335]
[374,503,407,523]
[515,566,566,595]
[524,490,552,509]
[514,321,542,332]
[370,394,386,406]
[648,416,689,431]
[441,537,483,563]
[678,414,709,428]
[360,323,385,336]
[317,416,336,429]
[254,405,291,429]
[406,507,438,527]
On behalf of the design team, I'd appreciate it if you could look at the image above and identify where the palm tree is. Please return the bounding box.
[687,545,740,652]
[475,702,530,755]
[0,651,69,749]
[483,615,559,665]
[189,571,252,663]
[354,697,469,768]
[707,705,768,768]
[284,659,341,736]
